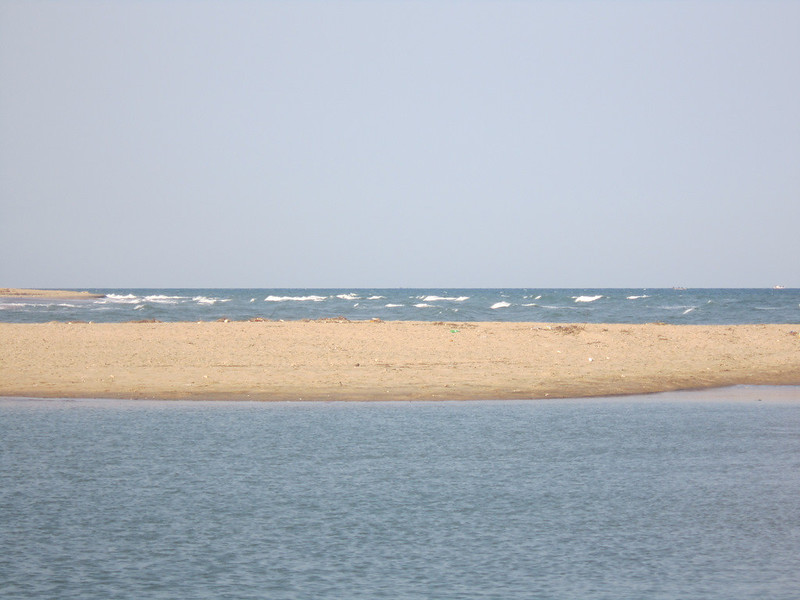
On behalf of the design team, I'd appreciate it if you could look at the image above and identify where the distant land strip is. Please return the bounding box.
[0,288,104,299]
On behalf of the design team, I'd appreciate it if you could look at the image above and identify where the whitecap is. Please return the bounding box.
[336,293,360,301]
[573,295,603,303]
[535,295,542,300]
[414,303,434,308]
[682,307,696,315]
[385,304,404,308]
[491,301,511,309]
[194,296,231,305]
[538,304,579,310]
[367,296,385,300]
[144,295,185,304]
[264,295,327,302]
[626,295,649,300]
[420,295,469,302]
[103,294,140,304]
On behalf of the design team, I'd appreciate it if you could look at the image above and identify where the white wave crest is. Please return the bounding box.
[682,307,696,315]
[368,296,385,300]
[193,296,231,305]
[336,293,360,300]
[414,303,434,308]
[491,301,511,309]
[144,295,186,304]
[573,295,603,303]
[265,295,327,302]
[103,294,140,304]
[540,305,579,310]
[2,300,69,308]
[626,295,650,300]
[385,304,403,308]
[420,295,469,302]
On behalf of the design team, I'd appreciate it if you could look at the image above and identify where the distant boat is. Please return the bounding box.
[773,285,786,290]
[672,286,687,291]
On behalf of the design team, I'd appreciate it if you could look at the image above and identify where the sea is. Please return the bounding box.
[3,291,799,598]
[1,390,800,599]
[1,287,799,324]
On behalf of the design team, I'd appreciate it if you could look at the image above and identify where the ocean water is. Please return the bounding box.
[1,390,799,600]
[1,288,798,324]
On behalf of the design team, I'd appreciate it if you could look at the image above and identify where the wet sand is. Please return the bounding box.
[1,321,798,401]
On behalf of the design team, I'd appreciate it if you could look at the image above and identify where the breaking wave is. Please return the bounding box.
[194,296,230,305]
[419,295,469,302]
[265,295,327,302]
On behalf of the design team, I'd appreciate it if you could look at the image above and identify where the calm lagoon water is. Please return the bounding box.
[2,389,799,599]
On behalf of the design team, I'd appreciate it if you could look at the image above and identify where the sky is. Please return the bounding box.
[1,1,798,289]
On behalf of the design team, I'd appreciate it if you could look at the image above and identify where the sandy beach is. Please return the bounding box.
[0,288,104,299]
[1,321,798,401]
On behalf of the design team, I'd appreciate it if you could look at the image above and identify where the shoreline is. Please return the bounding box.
[4,385,798,404]
[1,321,798,401]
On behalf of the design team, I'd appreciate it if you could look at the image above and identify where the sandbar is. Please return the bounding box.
[1,321,798,401]
[0,288,104,299]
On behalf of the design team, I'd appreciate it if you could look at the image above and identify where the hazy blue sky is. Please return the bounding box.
[1,1,798,288]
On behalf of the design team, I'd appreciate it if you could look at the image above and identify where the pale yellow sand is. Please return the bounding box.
[0,288,104,299]
[1,321,798,401]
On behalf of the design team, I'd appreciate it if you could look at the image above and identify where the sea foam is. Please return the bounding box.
[193,296,230,305]
[491,301,511,309]
[144,295,186,304]
[419,295,469,302]
[574,295,603,303]
[265,295,327,302]
[104,294,140,304]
